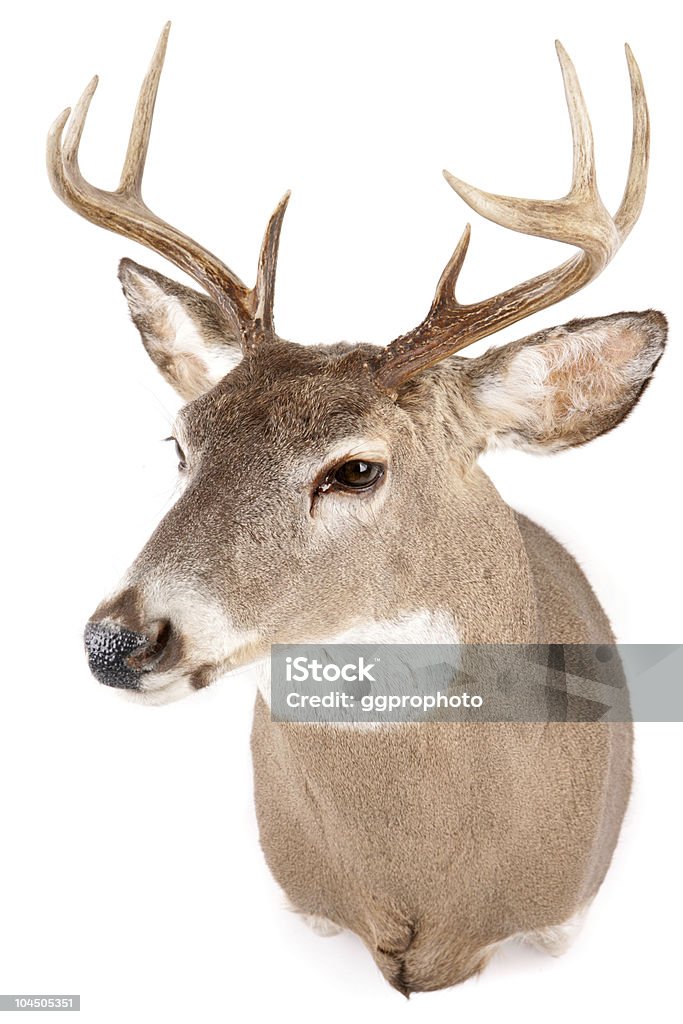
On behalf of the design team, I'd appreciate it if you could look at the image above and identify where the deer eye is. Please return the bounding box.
[331,459,385,492]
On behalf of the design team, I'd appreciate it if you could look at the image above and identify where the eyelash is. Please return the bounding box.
[165,436,187,471]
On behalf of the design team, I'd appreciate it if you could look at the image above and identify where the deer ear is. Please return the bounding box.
[118,258,243,401]
[464,311,667,453]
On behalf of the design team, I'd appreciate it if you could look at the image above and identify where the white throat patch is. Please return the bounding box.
[248,608,460,721]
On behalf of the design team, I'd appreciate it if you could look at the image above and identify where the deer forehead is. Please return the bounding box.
[174,346,410,461]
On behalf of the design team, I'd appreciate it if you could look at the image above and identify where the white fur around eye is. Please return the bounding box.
[308,439,390,530]
[313,483,389,528]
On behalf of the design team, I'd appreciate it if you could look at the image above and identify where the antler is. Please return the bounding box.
[47,22,288,350]
[373,42,650,390]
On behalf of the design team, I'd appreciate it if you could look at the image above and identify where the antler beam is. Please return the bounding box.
[373,42,649,390]
[47,22,288,350]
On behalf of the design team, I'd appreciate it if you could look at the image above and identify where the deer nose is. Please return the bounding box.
[83,619,171,689]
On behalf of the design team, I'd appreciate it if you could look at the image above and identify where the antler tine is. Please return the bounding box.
[442,45,616,258]
[47,24,288,349]
[62,76,99,170]
[556,40,596,197]
[615,44,649,238]
[431,224,472,310]
[374,43,649,391]
[249,192,292,348]
[118,21,170,197]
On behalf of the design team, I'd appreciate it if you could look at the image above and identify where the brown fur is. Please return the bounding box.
[250,516,632,994]
[81,267,664,993]
[49,30,665,995]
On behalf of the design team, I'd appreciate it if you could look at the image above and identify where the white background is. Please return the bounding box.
[1,0,681,1020]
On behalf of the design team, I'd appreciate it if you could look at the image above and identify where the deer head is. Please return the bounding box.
[49,25,666,704]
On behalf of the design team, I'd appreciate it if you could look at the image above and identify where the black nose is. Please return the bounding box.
[83,620,170,689]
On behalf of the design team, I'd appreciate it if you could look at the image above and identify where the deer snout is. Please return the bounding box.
[83,619,171,689]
